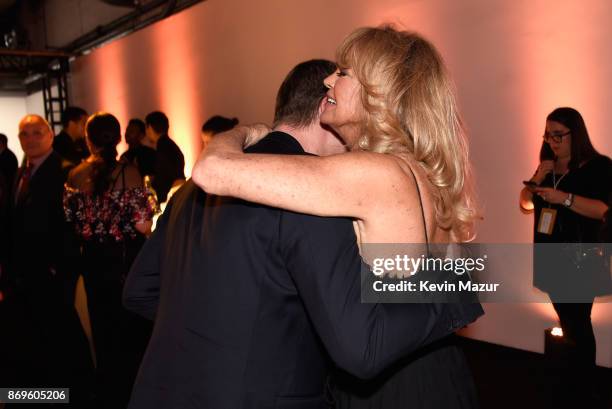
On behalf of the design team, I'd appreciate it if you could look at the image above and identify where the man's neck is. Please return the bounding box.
[274,123,346,156]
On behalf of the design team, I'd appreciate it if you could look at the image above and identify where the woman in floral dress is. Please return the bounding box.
[64,112,157,409]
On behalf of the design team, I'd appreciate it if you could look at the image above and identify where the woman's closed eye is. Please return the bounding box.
[336,70,348,77]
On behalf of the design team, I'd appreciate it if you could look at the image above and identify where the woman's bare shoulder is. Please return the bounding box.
[66,161,92,188]
[338,151,410,184]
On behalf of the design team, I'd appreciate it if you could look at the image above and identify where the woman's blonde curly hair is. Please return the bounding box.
[337,26,477,242]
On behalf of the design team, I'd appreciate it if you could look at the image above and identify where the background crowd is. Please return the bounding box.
[0,108,237,408]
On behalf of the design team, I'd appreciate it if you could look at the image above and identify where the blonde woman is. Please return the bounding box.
[194,26,478,408]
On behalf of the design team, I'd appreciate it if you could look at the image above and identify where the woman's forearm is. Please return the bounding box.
[519,187,534,212]
[569,195,609,220]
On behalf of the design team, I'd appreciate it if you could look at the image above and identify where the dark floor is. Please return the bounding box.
[458,337,612,409]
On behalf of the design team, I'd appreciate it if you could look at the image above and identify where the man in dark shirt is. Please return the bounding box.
[120,118,156,177]
[0,133,18,287]
[0,133,18,188]
[52,106,89,168]
[144,111,185,203]
[124,60,483,409]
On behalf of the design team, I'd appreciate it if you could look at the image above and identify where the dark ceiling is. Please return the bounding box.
[0,0,204,93]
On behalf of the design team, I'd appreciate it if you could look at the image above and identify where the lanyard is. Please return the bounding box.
[546,170,568,210]
[552,170,568,190]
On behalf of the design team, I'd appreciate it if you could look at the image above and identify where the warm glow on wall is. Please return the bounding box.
[149,16,202,177]
[91,41,129,155]
[516,1,610,168]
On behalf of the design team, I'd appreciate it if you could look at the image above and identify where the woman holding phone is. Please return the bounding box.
[520,107,612,403]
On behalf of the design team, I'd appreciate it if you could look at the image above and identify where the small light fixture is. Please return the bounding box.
[551,327,563,337]
[545,327,569,360]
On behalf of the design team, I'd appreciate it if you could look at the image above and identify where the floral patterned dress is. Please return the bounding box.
[63,183,158,408]
[63,186,157,243]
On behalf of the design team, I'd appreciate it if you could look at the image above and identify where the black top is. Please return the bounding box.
[152,134,185,203]
[120,145,156,177]
[52,131,89,167]
[123,131,483,409]
[533,155,612,243]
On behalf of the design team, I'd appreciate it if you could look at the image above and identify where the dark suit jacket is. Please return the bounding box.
[123,132,483,409]
[8,151,77,295]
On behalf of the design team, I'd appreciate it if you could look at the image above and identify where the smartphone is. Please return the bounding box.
[523,180,537,187]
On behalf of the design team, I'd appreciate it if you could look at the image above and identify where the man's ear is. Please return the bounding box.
[318,96,327,115]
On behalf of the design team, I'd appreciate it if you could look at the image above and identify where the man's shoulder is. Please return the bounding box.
[32,152,65,188]
[169,179,201,206]
[43,151,63,167]
[1,148,18,162]
[159,135,182,152]
[246,131,305,155]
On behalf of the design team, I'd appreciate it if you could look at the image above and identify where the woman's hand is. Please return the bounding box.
[533,187,568,205]
[243,124,272,148]
[533,160,554,184]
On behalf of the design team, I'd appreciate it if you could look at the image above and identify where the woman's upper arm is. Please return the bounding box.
[65,166,80,189]
[194,151,403,219]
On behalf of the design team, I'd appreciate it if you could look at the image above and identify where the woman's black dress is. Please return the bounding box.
[64,172,157,409]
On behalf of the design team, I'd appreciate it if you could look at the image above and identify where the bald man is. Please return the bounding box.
[1,115,93,404]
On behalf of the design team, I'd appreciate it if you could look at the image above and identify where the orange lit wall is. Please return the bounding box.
[69,0,612,366]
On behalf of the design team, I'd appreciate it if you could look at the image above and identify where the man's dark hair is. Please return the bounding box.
[61,106,88,128]
[145,111,170,135]
[0,133,7,145]
[128,118,146,135]
[201,116,239,135]
[273,59,336,127]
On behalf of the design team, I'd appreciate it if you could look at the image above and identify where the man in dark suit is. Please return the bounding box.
[3,115,93,406]
[123,60,483,409]
[52,106,89,168]
[144,111,186,203]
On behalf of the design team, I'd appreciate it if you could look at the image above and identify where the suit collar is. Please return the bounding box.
[26,149,53,177]
[14,151,60,201]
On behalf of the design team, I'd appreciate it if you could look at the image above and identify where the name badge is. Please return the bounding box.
[537,208,557,235]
